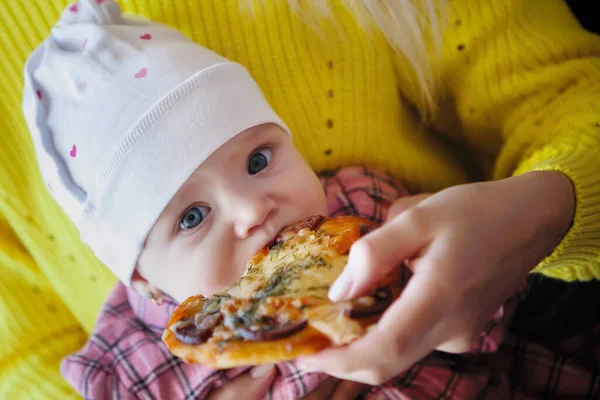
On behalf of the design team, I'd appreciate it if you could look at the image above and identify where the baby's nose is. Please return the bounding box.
[233,197,276,239]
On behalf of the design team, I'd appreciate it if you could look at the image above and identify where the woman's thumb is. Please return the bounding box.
[208,364,276,400]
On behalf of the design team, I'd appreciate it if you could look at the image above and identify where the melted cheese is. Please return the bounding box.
[227,229,347,300]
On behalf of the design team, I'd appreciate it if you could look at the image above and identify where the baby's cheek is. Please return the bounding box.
[305,177,328,215]
[285,174,325,214]
[140,253,200,302]
[314,188,328,215]
[180,254,239,298]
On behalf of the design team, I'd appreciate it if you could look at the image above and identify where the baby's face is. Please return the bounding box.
[137,124,328,303]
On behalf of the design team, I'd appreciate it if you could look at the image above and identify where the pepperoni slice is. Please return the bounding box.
[237,319,308,341]
[172,313,223,345]
[346,286,393,318]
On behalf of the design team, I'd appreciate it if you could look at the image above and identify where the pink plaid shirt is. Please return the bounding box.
[61,166,599,399]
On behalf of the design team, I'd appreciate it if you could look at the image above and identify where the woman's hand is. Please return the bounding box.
[297,171,575,384]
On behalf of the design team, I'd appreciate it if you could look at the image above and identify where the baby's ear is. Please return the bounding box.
[131,267,164,305]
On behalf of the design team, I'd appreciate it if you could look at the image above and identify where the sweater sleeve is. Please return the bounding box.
[402,0,600,281]
[0,214,86,399]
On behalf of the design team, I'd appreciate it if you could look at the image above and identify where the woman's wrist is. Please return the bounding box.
[515,170,575,263]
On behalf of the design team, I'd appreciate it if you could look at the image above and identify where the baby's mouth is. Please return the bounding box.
[262,233,278,252]
[253,233,277,257]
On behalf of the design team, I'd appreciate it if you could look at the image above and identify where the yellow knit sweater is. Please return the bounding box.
[1,0,599,397]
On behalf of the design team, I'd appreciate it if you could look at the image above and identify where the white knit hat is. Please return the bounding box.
[22,0,290,285]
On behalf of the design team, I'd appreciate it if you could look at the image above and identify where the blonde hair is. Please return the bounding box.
[284,0,446,120]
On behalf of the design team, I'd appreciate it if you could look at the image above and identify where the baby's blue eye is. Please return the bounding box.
[248,148,272,175]
[179,206,209,230]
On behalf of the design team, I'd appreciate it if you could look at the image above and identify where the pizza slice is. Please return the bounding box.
[162,215,405,369]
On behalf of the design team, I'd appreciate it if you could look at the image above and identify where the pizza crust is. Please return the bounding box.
[305,303,375,346]
[164,325,332,368]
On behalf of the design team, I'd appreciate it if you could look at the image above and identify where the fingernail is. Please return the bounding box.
[250,363,275,378]
[328,273,353,301]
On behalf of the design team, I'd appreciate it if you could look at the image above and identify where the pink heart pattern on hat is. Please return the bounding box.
[134,67,147,79]
[69,4,78,12]
[139,33,152,40]
[70,145,77,158]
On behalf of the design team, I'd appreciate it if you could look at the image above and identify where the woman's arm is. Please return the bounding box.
[0,214,86,399]
[425,0,600,280]
[297,0,598,384]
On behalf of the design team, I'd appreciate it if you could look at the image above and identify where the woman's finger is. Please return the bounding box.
[328,209,431,301]
[298,269,446,384]
[207,364,276,400]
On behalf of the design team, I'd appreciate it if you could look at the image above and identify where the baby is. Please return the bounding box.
[23,1,522,398]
